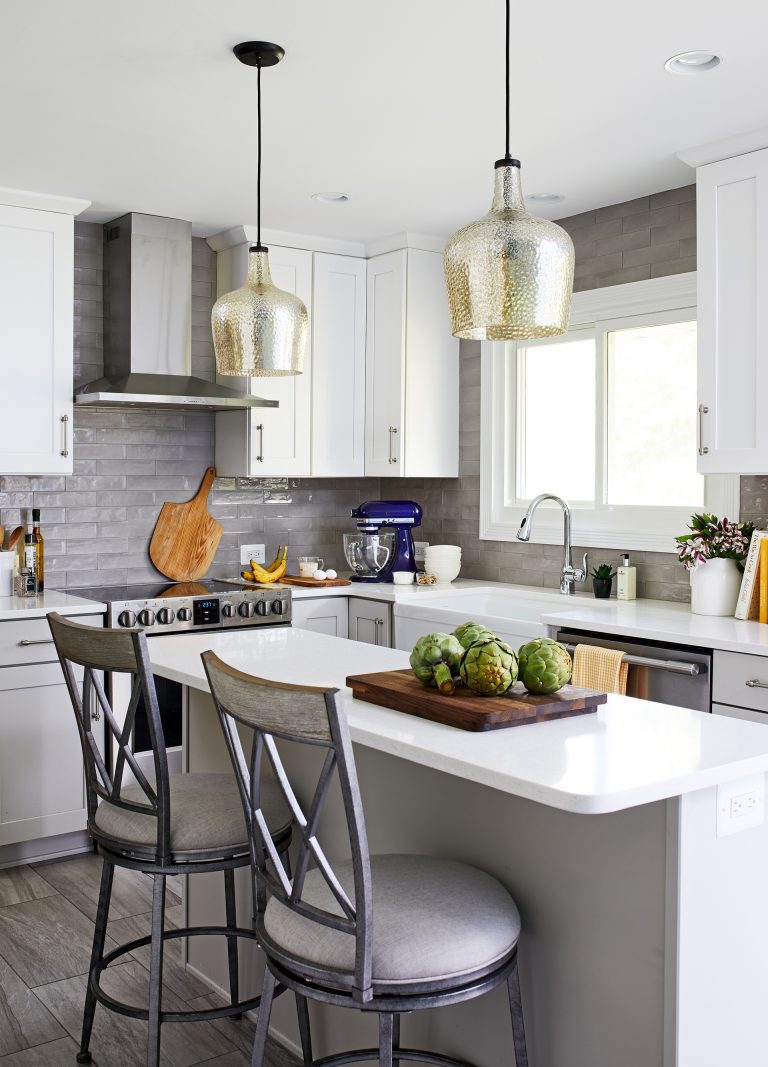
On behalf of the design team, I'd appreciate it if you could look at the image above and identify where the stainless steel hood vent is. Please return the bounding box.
[75,213,277,411]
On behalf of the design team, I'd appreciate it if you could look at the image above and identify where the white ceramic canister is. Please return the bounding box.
[690,557,742,617]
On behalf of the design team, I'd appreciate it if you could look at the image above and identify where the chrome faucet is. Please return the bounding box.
[516,494,588,595]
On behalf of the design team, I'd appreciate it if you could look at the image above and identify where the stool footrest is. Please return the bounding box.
[313,1050,478,1067]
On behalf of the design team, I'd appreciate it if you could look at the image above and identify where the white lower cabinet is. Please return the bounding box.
[291,597,349,639]
[348,599,392,647]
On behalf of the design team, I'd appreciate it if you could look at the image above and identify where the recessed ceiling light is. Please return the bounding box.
[311,191,350,204]
[526,193,565,203]
[665,51,722,75]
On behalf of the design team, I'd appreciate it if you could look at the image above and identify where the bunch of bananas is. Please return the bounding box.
[242,545,288,585]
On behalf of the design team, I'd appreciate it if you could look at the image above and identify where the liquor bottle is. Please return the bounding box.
[22,528,38,592]
[32,508,44,591]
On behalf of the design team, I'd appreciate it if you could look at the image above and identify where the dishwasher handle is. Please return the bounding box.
[559,642,705,676]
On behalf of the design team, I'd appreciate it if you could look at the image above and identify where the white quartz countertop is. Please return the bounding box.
[0,589,106,621]
[147,626,768,815]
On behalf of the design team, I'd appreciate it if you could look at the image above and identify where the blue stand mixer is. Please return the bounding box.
[344,500,423,583]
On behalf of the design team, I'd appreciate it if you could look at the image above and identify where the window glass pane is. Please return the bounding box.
[518,337,596,502]
[606,320,703,508]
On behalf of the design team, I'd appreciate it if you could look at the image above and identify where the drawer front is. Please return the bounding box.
[713,650,768,713]
[0,614,102,668]
[712,701,768,725]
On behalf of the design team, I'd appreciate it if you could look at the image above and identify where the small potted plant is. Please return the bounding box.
[591,562,617,599]
[675,513,754,616]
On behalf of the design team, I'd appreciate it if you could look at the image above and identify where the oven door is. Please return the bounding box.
[108,663,184,781]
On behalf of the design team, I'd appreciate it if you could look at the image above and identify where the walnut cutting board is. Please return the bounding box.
[149,467,224,582]
[346,669,607,732]
[280,575,352,588]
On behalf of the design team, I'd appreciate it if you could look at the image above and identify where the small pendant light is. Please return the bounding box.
[213,42,307,376]
[444,1,574,340]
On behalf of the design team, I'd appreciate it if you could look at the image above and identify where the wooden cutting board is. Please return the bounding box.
[280,575,352,588]
[149,467,224,582]
[346,669,607,732]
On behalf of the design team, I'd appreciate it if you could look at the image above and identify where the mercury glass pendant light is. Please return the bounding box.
[213,42,307,376]
[444,0,574,340]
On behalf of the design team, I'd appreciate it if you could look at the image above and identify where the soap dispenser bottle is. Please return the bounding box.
[617,553,637,601]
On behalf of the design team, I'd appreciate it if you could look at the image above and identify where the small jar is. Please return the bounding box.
[14,568,39,598]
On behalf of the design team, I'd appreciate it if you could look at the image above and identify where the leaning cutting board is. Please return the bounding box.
[280,575,352,588]
[149,467,224,581]
[346,669,607,732]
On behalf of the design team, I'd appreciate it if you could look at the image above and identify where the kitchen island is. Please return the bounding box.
[149,627,768,1067]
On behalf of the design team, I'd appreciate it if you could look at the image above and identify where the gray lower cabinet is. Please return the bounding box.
[291,597,349,638]
[712,649,768,723]
[348,598,392,647]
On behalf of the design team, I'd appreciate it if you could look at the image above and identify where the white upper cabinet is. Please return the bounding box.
[696,147,768,473]
[215,243,314,477]
[0,191,88,475]
[365,248,459,478]
[311,253,367,477]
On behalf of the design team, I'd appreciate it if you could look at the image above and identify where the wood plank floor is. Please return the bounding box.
[0,853,300,1066]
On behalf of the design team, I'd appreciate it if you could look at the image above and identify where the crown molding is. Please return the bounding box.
[0,187,90,215]
[206,224,366,257]
[677,128,768,168]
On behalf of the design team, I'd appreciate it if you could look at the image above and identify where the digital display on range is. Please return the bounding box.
[193,598,220,626]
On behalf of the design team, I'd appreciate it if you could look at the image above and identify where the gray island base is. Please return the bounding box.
[147,628,768,1067]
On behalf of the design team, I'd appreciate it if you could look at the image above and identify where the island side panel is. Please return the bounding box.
[185,686,667,1067]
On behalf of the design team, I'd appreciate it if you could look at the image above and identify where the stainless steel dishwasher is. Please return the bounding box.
[555,629,712,712]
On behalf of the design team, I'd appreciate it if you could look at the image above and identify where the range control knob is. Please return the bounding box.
[222,603,236,618]
[157,607,175,625]
[138,609,155,627]
[117,610,136,628]
[239,601,256,618]
[177,607,192,622]
[255,600,269,616]
[271,599,286,616]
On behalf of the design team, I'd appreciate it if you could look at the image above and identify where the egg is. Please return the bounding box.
[314,569,327,581]
[325,569,337,580]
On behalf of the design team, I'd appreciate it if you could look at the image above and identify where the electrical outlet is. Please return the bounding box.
[415,541,429,562]
[717,774,766,837]
[240,543,265,566]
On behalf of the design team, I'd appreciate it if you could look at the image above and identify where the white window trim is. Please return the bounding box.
[480,272,740,553]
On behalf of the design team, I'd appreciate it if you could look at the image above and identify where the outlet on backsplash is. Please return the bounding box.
[240,543,265,565]
[415,541,429,563]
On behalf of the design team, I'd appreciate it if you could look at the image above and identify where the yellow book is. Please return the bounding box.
[760,539,768,624]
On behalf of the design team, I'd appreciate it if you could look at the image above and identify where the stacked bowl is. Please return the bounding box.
[424,544,462,583]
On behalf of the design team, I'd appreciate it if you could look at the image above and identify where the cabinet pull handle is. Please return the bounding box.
[18,638,55,646]
[60,414,70,457]
[745,679,768,689]
[255,424,264,463]
[388,426,398,465]
[698,404,709,456]
[374,618,383,643]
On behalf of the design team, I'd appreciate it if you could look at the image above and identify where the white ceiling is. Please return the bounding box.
[1,0,765,241]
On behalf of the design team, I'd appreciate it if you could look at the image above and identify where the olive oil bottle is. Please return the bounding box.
[24,509,44,591]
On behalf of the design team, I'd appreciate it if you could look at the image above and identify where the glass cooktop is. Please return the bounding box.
[72,579,238,603]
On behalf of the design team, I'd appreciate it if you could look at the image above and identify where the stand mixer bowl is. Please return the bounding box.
[343,532,395,577]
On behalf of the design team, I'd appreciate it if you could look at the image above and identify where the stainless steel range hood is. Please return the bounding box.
[75,213,276,411]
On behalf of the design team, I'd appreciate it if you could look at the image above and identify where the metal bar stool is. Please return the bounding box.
[48,613,293,1067]
[203,651,529,1067]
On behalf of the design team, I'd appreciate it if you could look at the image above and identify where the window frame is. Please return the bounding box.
[480,273,740,553]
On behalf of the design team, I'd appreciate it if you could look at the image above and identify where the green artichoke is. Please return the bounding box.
[517,639,572,695]
[452,620,496,651]
[460,638,518,697]
[410,633,464,694]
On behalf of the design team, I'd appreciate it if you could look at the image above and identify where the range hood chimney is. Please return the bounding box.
[75,213,277,411]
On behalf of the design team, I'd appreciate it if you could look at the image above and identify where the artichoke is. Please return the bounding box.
[460,638,518,697]
[517,639,572,695]
[452,620,496,651]
[410,633,464,694]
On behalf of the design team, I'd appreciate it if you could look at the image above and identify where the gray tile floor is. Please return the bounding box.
[0,852,299,1066]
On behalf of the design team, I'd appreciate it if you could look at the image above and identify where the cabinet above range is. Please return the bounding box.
[209,227,459,479]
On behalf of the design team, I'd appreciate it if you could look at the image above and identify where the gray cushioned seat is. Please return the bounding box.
[263,853,520,987]
[94,772,291,855]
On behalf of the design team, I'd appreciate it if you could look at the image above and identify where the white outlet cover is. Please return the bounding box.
[415,541,429,562]
[717,773,766,837]
[240,543,265,566]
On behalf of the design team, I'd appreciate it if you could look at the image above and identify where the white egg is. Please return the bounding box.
[325,569,337,580]
[314,569,327,581]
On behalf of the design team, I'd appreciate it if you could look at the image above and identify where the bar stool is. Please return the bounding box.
[47,613,293,1067]
[203,651,529,1067]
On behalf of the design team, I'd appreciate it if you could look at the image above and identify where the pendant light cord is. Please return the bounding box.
[505,0,510,160]
[256,59,263,250]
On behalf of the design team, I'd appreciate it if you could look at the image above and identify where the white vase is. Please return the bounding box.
[689,558,742,616]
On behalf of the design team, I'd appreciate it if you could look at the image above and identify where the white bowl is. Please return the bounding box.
[429,562,462,583]
[392,571,414,586]
[428,544,461,552]
[425,549,462,558]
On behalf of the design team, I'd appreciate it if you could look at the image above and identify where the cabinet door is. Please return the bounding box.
[291,597,349,638]
[311,254,367,476]
[349,599,392,647]
[215,245,313,477]
[0,664,88,846]
[0,205,74,474]
[697,148,768,473]
[365,251,406,476]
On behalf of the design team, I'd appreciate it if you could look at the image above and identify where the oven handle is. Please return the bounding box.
[560,643,704,676]
[18,638,55,647]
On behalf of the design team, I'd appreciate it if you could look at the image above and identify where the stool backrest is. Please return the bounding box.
[47,612,171,862]
[202,650,374,1001]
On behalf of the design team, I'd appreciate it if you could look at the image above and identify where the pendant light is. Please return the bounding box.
[213,42,307,376]
[444,0,574,340]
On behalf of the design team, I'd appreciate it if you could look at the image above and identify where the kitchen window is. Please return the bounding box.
[480,273,739,552]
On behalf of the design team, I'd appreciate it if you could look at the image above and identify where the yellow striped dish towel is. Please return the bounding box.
[571,644,628,695]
